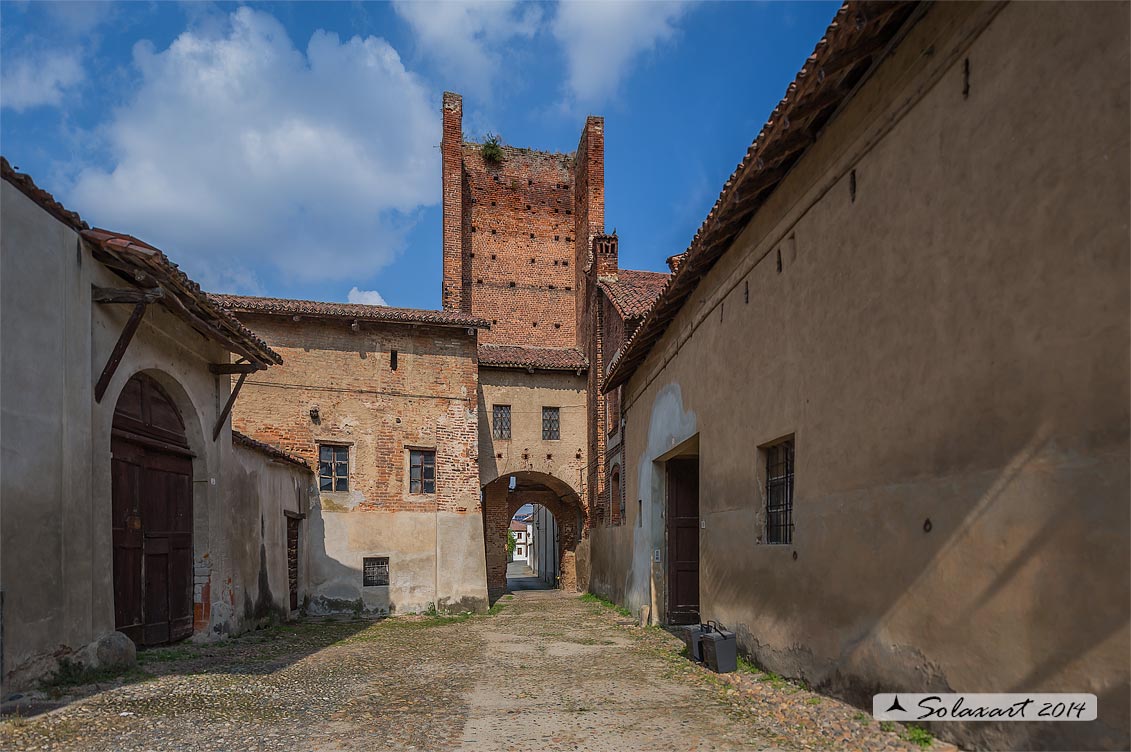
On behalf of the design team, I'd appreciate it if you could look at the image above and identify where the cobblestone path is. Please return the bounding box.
[1,590,944,751]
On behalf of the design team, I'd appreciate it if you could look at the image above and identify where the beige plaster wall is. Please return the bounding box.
[589,3,1130,750]
[0,181,314,689]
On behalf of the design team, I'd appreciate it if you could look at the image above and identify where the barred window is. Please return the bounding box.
[542,407,560,440]
[363,556,389,587]
[319,445,349,492]
[492,404,511,440]
[765,439,795,544]
[409,449,435,494]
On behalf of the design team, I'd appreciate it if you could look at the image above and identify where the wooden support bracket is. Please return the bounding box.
[92,286,164,304]
[213,372,248,440]
[209,362,261,375]
[94,302,148,403]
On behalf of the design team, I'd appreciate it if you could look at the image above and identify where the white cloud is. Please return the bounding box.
[347,287,388,306]
[552,1,688,104]
[68,8,439,293]
[393,1,541,99]
[0,51,85,111]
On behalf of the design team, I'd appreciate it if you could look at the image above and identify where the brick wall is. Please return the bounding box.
[439,92,605,351]
[229,314,481,514]
[442,92,465,313]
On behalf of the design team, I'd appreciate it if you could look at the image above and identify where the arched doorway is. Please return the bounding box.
[482,471,583,601]
[111,373,194,646]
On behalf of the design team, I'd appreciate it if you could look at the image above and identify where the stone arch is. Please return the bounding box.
[482,470,585,601]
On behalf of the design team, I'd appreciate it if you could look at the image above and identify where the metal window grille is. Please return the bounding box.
[409,449,435,494]
[765,439,794,544]
[542,407,560,440]
[492,404,511,440]
[362,556,389,587]
[319,445,349,492]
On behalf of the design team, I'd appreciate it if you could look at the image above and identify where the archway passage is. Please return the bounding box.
[111,373,194,646]
[483,471,583,602]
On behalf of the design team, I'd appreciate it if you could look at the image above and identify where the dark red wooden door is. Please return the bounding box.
[667,457,700,625]
[111,374,194,646]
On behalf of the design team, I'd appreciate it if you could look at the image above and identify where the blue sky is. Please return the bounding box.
[1,1,839,310]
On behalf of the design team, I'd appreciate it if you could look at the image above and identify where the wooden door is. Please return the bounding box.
[111,374,194,646]
[667,457,700,625]
[287,516,300,611]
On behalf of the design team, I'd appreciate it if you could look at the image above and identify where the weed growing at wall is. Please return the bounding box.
[481,133,504,164]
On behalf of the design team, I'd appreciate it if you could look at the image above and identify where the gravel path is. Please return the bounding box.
[1,589,945,751]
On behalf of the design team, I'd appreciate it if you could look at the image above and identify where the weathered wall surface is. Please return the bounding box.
[0,182,298,689]
[440,92,604,355]
[227,443,315,626]
[229,314,489,614]
[478,367,588,597]
[477,368,587,493]
[589,3,1130,750]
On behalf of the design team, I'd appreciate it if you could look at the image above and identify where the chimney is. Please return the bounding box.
[593,233,618,278]
[441,92,464,311]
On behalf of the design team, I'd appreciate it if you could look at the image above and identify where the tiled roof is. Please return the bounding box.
[598,269,671,321]
[478,343,588,372]
[605,1,919,392]
[211,294,489,330]
[83,229,283,367]
[1,156,88,232]
[2,158,283,368]
[232,430,311,470]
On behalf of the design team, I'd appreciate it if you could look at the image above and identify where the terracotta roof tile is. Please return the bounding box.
[212,294,489,330]
[232,430,311,470]
[82,229,283,366]
[605,0,919,392]
[478,343,588,371]
[598,269,671,321]
[1,156,88,232]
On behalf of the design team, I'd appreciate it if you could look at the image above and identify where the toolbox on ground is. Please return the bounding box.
[699,621,737,673]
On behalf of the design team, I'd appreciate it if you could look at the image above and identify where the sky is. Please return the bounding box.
[1,0,840,310]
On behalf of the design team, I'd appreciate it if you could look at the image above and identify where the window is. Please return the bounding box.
[409,449,436,494]
[765,438,795,544]
[319,445,349,492]
[363,556,389,587]
[542,407,560,440]
[611,466,624,525]
[492,404,511,440]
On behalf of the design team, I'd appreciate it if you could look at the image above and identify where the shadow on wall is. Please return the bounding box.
[702,417,1130,751]
[303,501,395,618]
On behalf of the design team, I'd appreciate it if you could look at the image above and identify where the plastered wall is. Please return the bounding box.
[588,3,1130,750]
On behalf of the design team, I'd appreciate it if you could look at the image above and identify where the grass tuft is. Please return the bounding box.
[905,726,934,748]
[580,592,632,618]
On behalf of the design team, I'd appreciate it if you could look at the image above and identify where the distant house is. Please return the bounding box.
[509,519,531,562]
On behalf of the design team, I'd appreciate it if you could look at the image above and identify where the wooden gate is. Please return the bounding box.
[666,457,700,625]
[111,373,194,646]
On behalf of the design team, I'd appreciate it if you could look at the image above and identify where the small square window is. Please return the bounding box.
[319,445,349,492]
[542,407,560,441]
[410,449,436,494]
[492,405,511,440]
[363,556,389,587]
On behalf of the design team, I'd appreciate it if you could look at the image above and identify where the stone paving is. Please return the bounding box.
[0,583,949,751]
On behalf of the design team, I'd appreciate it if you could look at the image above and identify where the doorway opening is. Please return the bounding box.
[111,372,195,646]
[482,471,582,602]
[666,456,700,625]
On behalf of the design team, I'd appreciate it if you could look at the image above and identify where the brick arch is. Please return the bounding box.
[483,471,584,601]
